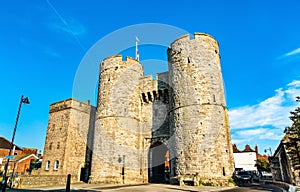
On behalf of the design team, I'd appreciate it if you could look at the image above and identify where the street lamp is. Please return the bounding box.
[2,95,29,192]
[264,147,273,156]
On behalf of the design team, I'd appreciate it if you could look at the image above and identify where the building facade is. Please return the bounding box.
[38,33,234,186]
[233,145,258,171]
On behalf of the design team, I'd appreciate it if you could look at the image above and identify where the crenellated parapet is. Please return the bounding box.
[49,98,93,114]
[100,55,141,73]
[139,74,169,104]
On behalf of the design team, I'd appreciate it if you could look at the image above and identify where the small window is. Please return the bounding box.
[57,142,60,149]
[54,160,59,170]
[49,142,52,150]
[45,160,50,170]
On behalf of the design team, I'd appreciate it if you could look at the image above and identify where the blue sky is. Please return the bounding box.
[1,0,300,155]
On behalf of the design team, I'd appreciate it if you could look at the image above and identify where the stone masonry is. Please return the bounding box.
[33,99,96,182]
[34,32,234,187]
[168,33,234,185]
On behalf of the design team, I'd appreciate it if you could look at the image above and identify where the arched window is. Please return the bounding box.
[45,160,50,170]
[54,160,59,170]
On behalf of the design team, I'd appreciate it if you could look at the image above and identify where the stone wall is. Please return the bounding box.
[168,32,234,185]
[271,134,300,186]
[19,174,78,188]
[35,99,96,182]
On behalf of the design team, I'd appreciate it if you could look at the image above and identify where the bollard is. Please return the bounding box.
[66,174,71,192]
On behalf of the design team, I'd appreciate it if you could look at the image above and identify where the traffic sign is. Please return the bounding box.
[5,156,14,159]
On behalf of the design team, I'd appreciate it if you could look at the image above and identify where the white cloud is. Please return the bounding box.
[288,80,300,87]
[46,0,86,37]
[232,138,250,145]
[258,130,282,140]
[51,17,86,36]
[282,48,300,57]
[233,128,282,141]
[44,49,61,58]
[229,80,300,151]
[236,128,267,137]
[229,82,300,130]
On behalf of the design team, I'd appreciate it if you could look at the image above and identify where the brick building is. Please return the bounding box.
[0,136,38,175]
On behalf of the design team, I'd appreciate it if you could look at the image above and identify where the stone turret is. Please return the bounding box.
[168,33,234,185]
[90,55,145,183]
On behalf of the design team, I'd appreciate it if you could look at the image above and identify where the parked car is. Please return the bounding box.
[234,171,252,183]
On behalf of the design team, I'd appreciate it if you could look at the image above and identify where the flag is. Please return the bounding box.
[136,36,139,61]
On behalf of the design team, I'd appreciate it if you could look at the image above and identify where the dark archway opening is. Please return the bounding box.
[148,142,169,183]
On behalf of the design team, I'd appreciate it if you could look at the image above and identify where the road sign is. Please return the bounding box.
[5,156,14,159]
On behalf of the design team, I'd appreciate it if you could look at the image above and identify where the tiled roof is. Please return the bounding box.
[5,154,38,162]
[0,136,22,150]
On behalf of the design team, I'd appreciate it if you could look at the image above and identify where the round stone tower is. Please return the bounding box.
[168,33,234,185]
[90,55,144,184]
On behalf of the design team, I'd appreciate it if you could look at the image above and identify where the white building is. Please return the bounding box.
[233,144,258,171]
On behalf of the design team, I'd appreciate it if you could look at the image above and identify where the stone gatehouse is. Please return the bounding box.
[32,32,234,187]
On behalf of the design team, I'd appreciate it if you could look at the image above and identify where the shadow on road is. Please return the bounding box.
[222,182,284,192]
[166,187,198,192]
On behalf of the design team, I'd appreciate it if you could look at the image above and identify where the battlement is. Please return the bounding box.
[139,74,169,104]
[50,98,94,113]
[102,55,139,62]
[100,54,142,73]
[170,32,218,47]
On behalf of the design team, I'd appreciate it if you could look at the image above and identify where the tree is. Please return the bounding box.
[27,159,42,174]
[284,96,300,169]
[256,159,271,173]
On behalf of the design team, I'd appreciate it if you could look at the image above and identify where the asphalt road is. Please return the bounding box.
[5,183,285,192]
[222,183,285,192]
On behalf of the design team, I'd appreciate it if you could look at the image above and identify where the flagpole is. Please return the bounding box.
[135,36,139,61]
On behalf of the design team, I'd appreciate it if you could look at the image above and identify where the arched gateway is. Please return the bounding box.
[148,142,169,183]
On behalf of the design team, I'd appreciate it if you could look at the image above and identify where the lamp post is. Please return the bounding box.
[264,147,273,156]
[2,95,29,192]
